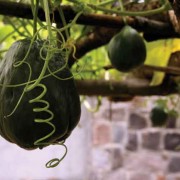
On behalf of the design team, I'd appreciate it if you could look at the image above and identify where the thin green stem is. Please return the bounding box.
[26,0,53,91]
[19,19,32,37]
[30,0,43,31]
[30,0,35,11]
[58,11,83,33]
[0,25,21,44]
[58,5,70,39]
[66,0,80,4]
[5,17,26,37]
[118,0,127,24]
[33,0,40,38]
[44,0,53,41]
[97,0,115,7]
[87,0,170,16]
[27,19,41,39]
[118,0,124,12]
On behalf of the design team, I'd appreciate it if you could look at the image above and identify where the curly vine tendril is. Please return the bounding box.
[28,83,55,145]
[45,141,68,168]
[24,43,65,168]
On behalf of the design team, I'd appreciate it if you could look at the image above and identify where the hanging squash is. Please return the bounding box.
[108,25,146,72]
[0,39,81,150]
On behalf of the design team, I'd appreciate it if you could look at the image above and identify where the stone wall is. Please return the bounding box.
[89,97,180,180]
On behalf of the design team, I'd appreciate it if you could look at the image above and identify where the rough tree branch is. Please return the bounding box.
[0,0,178,34]
[75,79,177,96]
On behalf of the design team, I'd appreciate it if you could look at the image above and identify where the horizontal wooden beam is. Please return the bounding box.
[0,0,179,37]
[75,79,177,96]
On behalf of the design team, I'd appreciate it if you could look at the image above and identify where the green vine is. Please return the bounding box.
[118,0,127,24]
[58,4,70,39]
[97,0,115,7]
[87,0,170,16]
[67,0,170,17]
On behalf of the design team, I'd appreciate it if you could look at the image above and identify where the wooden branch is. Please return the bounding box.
[75,79,177,96]
[0,0,178,35]
[169,0,180,32]
[103,64,180,76]
[144,64,180,75]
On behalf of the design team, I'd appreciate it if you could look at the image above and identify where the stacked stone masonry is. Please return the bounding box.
[91,97,180,180]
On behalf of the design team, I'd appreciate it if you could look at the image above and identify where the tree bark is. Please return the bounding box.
[75,79,177,96]
[0,0,178,34]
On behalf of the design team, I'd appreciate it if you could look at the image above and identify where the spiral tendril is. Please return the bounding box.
[45,142,68,168]
[28,83,55,146]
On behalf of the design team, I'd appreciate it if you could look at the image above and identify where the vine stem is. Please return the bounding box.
[118,0,127,24]
[97,0,115,7]
[58,5,70,39]
[44,0,53,41]
[33,0,40,38]
[87,0,170,16]
[26,0,53,91]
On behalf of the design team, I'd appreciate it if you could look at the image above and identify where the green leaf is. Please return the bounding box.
[145,38,180,86]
